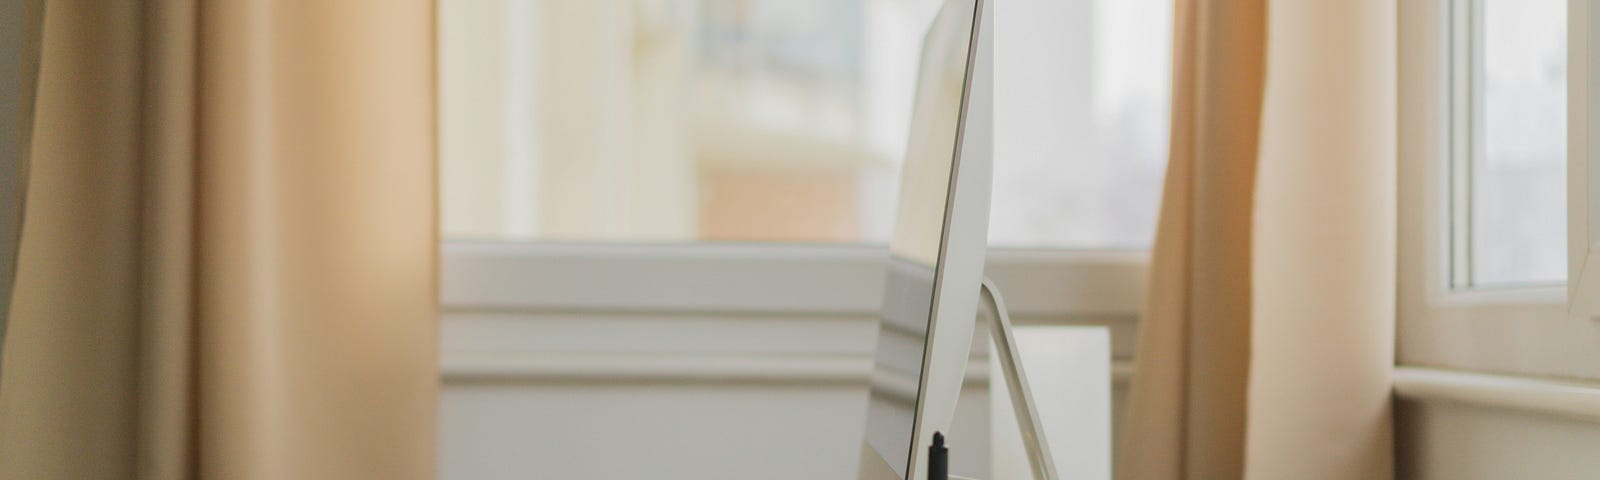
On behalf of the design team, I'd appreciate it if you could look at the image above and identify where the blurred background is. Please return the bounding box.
[439,0,1173,248]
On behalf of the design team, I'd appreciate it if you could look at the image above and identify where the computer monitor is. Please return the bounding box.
[858,0,990,479]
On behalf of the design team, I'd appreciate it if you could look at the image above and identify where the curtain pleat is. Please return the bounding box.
[139,0,199,477]
[0,0,439,478]
[1116,0,1267,478]
[0,1,145,476]
[0,0,47,371]
[1245,1,1395,478]
[193,1,438,477]
[1118,1,1396,479]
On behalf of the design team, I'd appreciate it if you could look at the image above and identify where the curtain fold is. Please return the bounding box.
[0,0,47,369]
[1115,0,1267,477]
[1117,1,1396,479]
[1245,1,1395,478]
[0,0,439,478]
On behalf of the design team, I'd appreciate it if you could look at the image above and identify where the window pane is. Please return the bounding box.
[991,0,1171,249]
[1465,0,1566,287]
[439,0,1170,247]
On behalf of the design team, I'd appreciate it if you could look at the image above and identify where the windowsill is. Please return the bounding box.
[1430,285,1567,307]
[1394,367,1600,423]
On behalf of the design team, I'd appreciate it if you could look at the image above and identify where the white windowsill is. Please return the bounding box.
[1394,367,1600,423]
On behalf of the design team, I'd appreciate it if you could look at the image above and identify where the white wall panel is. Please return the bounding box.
[1398,400,1600,479]
[438,243,1140,479]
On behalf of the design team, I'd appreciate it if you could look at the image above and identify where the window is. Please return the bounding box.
[990,0,1171,248]
[438,0,1172,248]
[436,5,1160,464]
[1449,0,1567,288]
[1398,0,1586,380]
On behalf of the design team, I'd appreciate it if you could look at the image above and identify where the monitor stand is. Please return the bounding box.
[974,277,1059,480]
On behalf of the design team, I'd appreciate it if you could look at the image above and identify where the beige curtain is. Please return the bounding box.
[0,0,439,479]
[0,0,46,360]
[1246,1,1395,478]
[1116,0,1395,479]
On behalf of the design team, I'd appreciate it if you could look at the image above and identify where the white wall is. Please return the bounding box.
[1397,400,1600,479]
[436,243,1142,479]
[1393,368,1600,479]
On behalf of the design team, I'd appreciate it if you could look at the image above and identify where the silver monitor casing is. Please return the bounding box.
[903,0,990,476]
[877,3,1058,476]
[860,0,996,478]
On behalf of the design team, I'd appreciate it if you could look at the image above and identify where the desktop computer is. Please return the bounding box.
[856,0,1056,479]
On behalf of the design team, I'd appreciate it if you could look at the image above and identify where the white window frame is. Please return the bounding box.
[1397,0,1600,380]
[436,241,1146,465]
[1570,0,1600,316]
[439,242,1146,369]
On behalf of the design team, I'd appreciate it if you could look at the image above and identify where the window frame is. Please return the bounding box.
[1398,0,1600,380]
[1445,0,1476,289]
[1569,0,1600,316]
[1443,0,1568,290]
